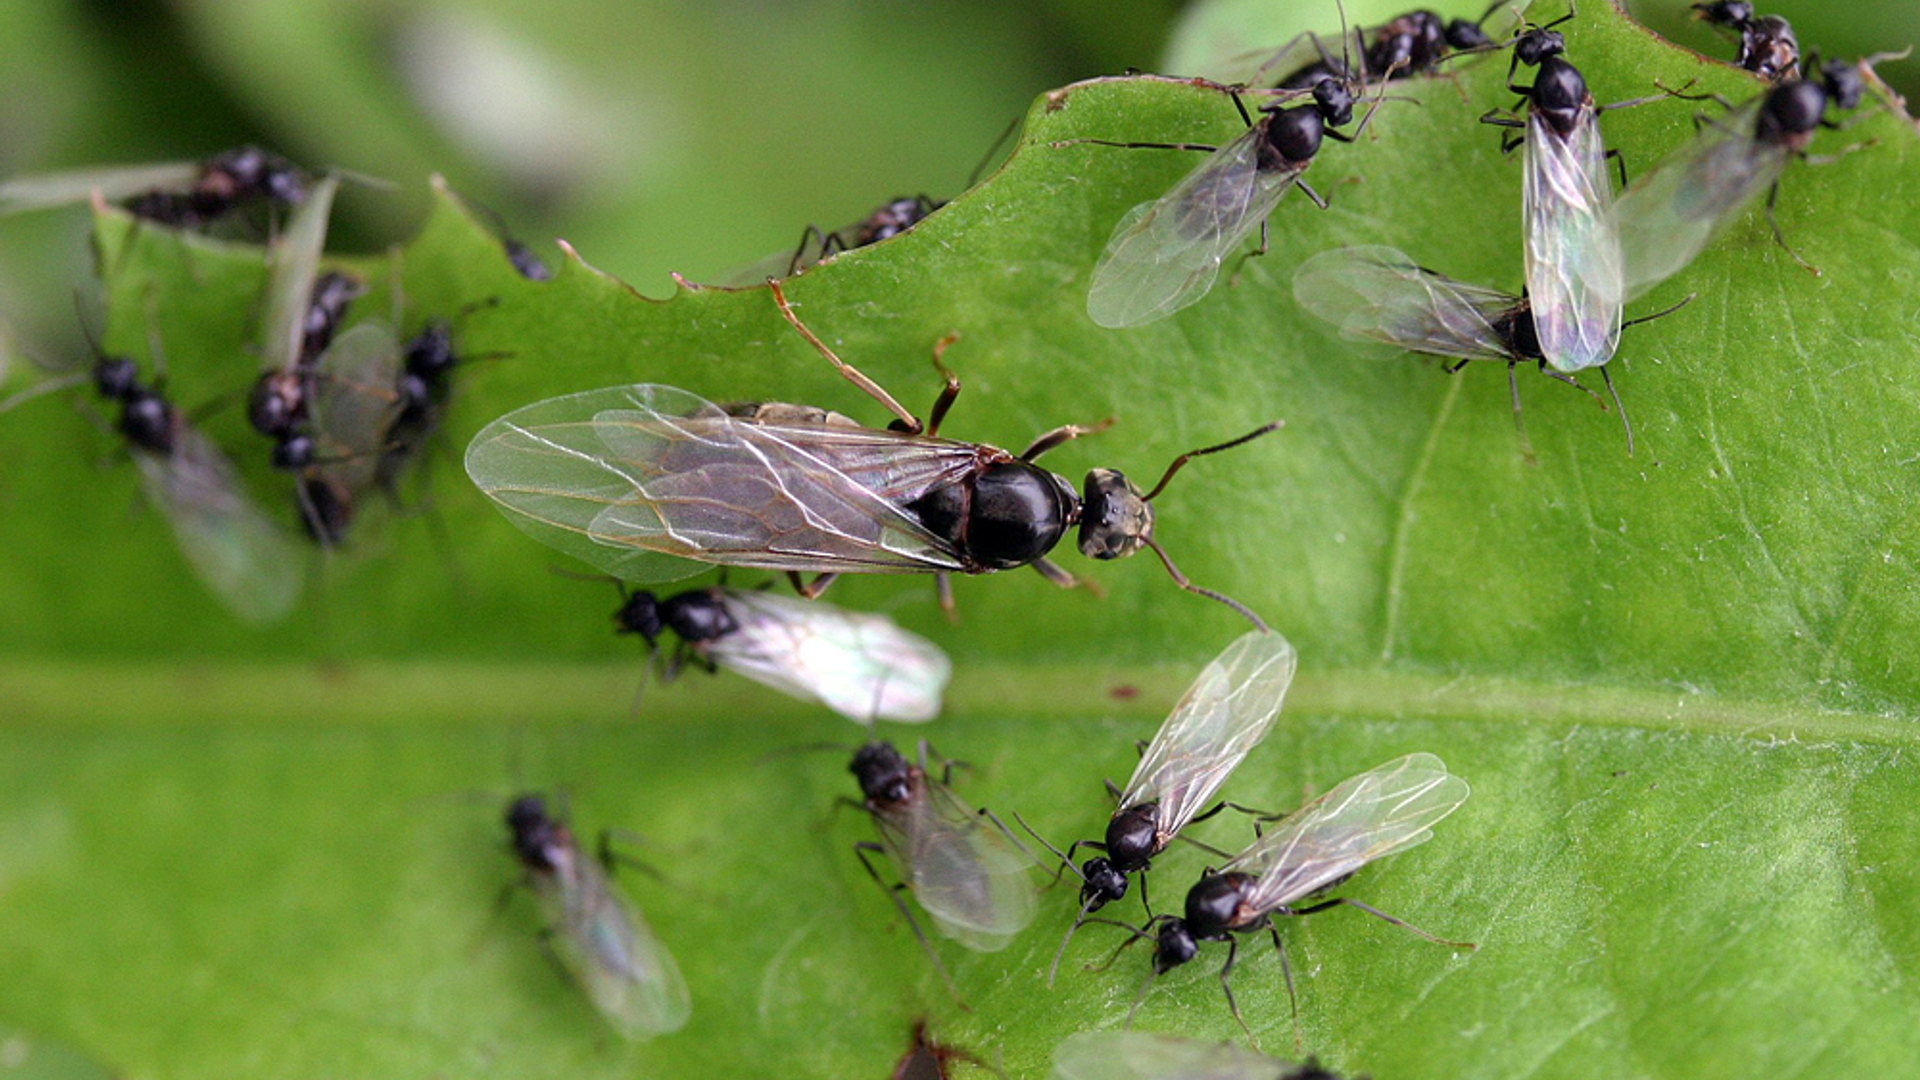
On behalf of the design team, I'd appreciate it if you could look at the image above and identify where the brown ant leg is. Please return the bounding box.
[1032,557,1106,598]
[1019,418,1114,462]
[935,571,957,622]
[767,279,921,431]
[787,570,839,599]
[924,333,962,437]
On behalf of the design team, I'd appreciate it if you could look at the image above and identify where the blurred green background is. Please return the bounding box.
[1,0,1912,370]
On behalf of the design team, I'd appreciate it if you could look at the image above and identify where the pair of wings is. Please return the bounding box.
[465,383,983,583]
[132,427,302,625]
[1221,753,1470,914]
[0,161,211,216]
[1293,245,1528,362]
[872,771,1039,952]
[1087,114,1310,329]
[1116,628,1299,844]
[703,587,951,723]
[535,844,690,1040]
[1611,98,1789,300]
[1052,1030,1304,1080]
[1524,103,1625,373]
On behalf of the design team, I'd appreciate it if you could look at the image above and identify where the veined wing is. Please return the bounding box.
[259,174,340,374]
[1611,100,1788,300]
[1229,753,1469,912]
[706,588,950,723]
[541,849,691,1040]
[876,775,1038,952]
[308,322,404,499]
[1118,628,1297,839]
[1524,105,1624,373]
[133,427,302,624]
[1087,122,1303,328]
[1293,245,1521,361]
[1052,1030,1291,1080]
[0,162,203,215]
[464,384,971,583]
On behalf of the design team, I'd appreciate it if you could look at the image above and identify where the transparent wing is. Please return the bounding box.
[1292,244,1522,361]
[308,322,403,499]
[132,428,302,624]
[1118,629,1298,841]
[1229,753,1470,912]
[706,588,951,723]
[1611,100,1788,300]
[0,162,203,215]
[1052,1030,1290,1080]
[258,174,340,374]
[464,384,971,583]
[1524,105,1624,373]
[875,774,1038,952]
[1087,122,1303,328]
[540,850,691,1040]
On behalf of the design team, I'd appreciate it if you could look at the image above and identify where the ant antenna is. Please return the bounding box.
[1141,421,1282,501]
[1048,894,1106,988]
[1141,535,1270,632]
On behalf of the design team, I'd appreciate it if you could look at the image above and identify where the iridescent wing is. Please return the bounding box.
[1052,1030,1291,1080]
[307,321,404,499]
[0,162,203,215]
[1292,245,1523,361]
[464,384,974,583]
[706,588,951,723]
[1610,99,1788,300]
[1087,120,1305,328]
[1524,103,1624,373]
[1117,629,1297,841]
[1229,753,1469,913]
[132,427,302,624]
[540,848,691,1040]
[258,174,340,374]
[874,773,1038,952]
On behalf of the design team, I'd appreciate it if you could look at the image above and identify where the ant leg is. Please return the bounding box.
[1605,146,1630,191]
[785,224,829,276]
[854,842,965,1004]
[1293,179,1328,211]
[1287,895,1478,949]
[1507,361,1539,467]
[934,571,957,623]
[1032,557,1106,598]
[596,829,667,882]
[1049,137,1222,154]
[788,570,840,600]
[924,333,962,437]
[1104,777,1125,800]
[1137,869,1153,919]
[1019,417,1115,461]
[1217,935,1255,1041]
[1228,218,1273,288]
[1533,363,1609,408]
[1763,181,1820,276]
[1270,923,1302,1053]
[1599,365,1636,458]
[1479,108,1526,131]
[767,279,921,431]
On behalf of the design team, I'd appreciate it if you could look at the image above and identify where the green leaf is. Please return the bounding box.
[3,3,1919,1077]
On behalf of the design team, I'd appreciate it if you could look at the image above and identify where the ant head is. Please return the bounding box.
[1446,13,1494,51]
[1820,58,1867,111]
[1514,26,1565,67]
[1151,917,1199,973]
[1079,856,1129,908]
[91,355,140,402]
[505,794,560,871]
[404,321,456,379]
[1691,0,1753,26]
[1076,468,1152,561]
[849,741,913,805]
[1103,805,1161,871]
[613,589,663,642]
[1311,75,1356,127]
